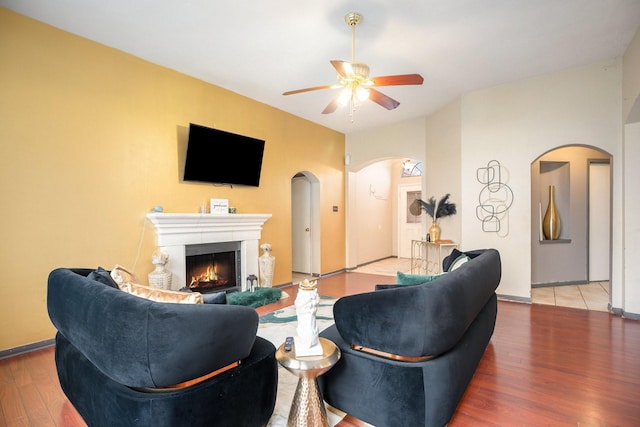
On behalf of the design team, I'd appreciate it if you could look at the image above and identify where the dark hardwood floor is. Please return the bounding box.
[2,271,639,426]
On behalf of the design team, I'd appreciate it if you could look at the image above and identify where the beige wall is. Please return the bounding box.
[461,60,623,301]
[0,9,345,351]
[623,26,640,315]
[623,27,640,123]
[425,98,462,244]
[353,160,394,264]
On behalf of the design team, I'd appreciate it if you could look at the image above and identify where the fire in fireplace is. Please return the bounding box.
[185,242,241,292]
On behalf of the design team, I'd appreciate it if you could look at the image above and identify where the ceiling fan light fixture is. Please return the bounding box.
[337,88,352,105]
[356,86,370,101]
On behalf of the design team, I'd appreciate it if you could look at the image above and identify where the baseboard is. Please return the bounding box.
[0,338,55,360]
[623,311,640,320]
[610,305,640,320]
[318,268,347,278]
[497,294,532,304]
[356,256,396,268]
[277,268,347,288]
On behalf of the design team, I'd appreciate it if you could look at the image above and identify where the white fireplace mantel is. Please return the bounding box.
[146,213,272,290]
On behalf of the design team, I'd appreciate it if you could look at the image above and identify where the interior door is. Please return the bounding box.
[291,176,311,273]
[398,184,422,259]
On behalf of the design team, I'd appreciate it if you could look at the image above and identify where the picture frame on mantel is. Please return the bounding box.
[210,198,229,215]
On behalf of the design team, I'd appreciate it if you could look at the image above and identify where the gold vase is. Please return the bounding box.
[542,185,561,240]
[429,221,441,242]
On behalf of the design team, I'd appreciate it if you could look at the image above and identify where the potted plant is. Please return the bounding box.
[416,194,457,242]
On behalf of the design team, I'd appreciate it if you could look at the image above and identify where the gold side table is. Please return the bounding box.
[411,240,458,274]
[276,337,341,427]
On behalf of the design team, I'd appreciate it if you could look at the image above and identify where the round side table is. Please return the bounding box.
[276,337,341,427]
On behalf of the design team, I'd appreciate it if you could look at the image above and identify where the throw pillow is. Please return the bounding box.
[111,265,204,304]
[442,248,464,271]
[396,271,446,285]
[179,288,227,304]
[201,291,227,304]
[447,254,470,272]
[87,267,119,288]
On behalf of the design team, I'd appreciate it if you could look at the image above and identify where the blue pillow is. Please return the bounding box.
[396,271,446,285]
[87,267,119,288]
[202,291,227,304]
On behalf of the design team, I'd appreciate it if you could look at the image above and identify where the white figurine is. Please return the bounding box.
[294,279,323,356]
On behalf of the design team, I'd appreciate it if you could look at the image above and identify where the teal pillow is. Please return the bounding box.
[396,271,446,285]
[447,254,470,272]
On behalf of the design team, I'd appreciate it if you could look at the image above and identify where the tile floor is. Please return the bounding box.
[294,257,611,313]
[531,281,610,312]
[351,257,412,276]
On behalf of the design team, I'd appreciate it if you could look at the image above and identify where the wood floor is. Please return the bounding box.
[2,271,639,426]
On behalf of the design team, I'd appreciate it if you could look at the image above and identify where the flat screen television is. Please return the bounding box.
[183,123,265,187]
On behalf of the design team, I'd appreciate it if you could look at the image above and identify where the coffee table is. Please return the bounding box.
[276,337,341,427]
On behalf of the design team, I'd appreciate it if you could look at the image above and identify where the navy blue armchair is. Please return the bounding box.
[319,249,501,427]
[47,268,277,427]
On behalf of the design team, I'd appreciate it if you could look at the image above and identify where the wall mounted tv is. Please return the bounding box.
[183,123,265,187]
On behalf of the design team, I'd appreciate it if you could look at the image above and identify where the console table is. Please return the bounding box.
[411,240,458,274]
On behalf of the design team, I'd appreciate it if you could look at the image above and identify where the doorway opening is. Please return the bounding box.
[530,145,612,312]
[291,172,321,279]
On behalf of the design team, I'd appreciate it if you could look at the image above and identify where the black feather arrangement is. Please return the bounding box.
[417,194,457,221]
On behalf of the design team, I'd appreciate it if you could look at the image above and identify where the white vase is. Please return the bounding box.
[259,244,275,288]
[148,263,171,290]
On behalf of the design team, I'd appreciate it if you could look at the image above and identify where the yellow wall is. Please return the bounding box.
[0,8,345,351]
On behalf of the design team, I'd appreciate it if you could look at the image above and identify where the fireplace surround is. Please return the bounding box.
[146,213,271,291]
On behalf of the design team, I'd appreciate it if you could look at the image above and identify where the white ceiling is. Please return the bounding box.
[2,0,640,134]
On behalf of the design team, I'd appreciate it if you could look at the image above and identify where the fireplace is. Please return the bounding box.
[186,242,241,292]
[146,213,271,292]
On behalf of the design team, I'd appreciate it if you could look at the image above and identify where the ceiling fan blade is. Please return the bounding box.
[322,93,342,114]
[369,88,400,110]
[330,60,348,77]
[283,85,334,96]
[371,74,424,86]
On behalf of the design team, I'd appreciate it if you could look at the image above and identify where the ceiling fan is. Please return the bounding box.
[283,12,424,120]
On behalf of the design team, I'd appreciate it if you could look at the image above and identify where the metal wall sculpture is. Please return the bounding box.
[476,160,514,236]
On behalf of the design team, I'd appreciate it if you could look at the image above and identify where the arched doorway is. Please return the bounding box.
[530,145,612,311]
[291,172,320,276]
[346,158,423,268]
